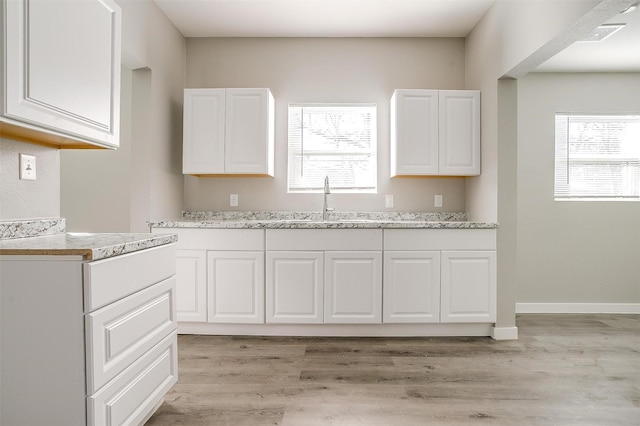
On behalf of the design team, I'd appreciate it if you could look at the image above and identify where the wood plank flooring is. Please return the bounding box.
[146,314,639,425]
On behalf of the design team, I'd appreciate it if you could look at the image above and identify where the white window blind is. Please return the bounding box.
[288,104,377,193]
[555,114,640,200]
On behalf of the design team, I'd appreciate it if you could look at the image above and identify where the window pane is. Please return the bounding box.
[555,114,640,200]
[288,104,377,192]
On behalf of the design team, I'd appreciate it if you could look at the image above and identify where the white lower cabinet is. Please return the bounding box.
[383,229,496,324]
[324,251,382,324]
[266,251,324,323]
[266,229,383,325]
[383,251,441,323]
[441,251,496,323]
[175,249,207,322]
[208,251,264,323]
[0,244,177,426]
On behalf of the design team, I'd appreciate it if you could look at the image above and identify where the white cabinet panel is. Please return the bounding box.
[266,251,324,324]
[2,0,121,148]
[207,251,265,323]
[324,251,382,324]
[176,249,208,322]
[86,277,176,394]
[383,251,440,323]
[225,88,275,175]
[87,332,178,426]
[439,90,480,175]
[182,88,274,176]
[183,89,225,174]
[441,251,496,323]
[390,89,480,177]
[390,89,439,176]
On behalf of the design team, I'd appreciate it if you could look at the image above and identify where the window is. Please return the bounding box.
[288,104,377,193]
[554,114,640,200]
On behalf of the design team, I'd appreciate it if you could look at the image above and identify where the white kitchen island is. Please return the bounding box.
[150,211,499,339]
[0,219,178,426]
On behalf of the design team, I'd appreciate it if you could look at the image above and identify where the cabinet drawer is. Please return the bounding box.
[267,229,382,251]
[86,277,177,394]
[84,244,176,311]
[88,332,178,426]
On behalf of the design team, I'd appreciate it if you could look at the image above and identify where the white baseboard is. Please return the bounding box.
[516,303,640,314]
[491,326,518,340]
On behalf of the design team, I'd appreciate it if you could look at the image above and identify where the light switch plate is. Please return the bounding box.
[19,154,36,180]
[434,194,443,208]
[230,194,239,207]
[385,195,394,208]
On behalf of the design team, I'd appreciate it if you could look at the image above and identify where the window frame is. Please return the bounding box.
[287,103,378,194]
[554,113,640,201]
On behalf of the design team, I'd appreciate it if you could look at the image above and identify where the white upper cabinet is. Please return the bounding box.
[183,88,275,176]
[390,89,480,176]
[0,0,121,149]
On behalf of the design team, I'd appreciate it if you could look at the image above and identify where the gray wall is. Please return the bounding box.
[0,140,59,220]
[517,72,640,305]
[184,37,468,213]
[60,0,186,232]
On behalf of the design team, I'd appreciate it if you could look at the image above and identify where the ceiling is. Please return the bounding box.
[153,0,640,72]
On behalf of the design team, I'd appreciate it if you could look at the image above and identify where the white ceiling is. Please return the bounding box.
[153,0,640,72]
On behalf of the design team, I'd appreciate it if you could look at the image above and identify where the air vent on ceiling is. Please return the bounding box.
[578,23,626,42]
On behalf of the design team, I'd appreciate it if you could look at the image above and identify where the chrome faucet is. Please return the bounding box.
[322,176,334,221]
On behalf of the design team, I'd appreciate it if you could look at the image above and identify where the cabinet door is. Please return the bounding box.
[183,88,226,174]
[441,251,496,323]
[176,249,207,322]
[266,251,324,324]
[390,89,439,176]
[3,0,121,148]
[383,251,440,323]
[207,251,264,323]
[324,251,382,324]
[438,90,480,176]
[225,88,275,175]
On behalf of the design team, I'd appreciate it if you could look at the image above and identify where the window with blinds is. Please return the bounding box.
[288,104,377,193]
[555,114,640,200]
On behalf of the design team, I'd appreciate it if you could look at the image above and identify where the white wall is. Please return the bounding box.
[517,72,640,306]
[184,37,468,213]
[61,0,186,231]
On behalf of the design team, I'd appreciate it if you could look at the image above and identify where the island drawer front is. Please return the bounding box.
[84,244,176,311]
[87,332,178,426]
[86,277,177,394]
[384,229,496,251]
[267,229,383,251]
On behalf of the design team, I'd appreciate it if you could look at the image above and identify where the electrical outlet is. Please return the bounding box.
[230,194,239,207]
[385,194,394,208]
[435,194,443,208]
[19,154,36,180]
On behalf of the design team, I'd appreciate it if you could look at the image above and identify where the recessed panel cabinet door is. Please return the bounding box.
[390,89,439,176]
[207,251,265,323]
[383,251,441,323]
[183,89,226,174]
[324,251,382,324]
[175,249,208,322]
[441,251,496,323]
[438,90,480,176]
[3,0,121,147]
[266,251,324,324]
[225,88,275,175]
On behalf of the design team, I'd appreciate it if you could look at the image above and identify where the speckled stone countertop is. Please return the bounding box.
[0,218,177,260]
[149,211,498,230]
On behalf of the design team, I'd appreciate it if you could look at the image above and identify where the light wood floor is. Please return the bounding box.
[146,314,639,425]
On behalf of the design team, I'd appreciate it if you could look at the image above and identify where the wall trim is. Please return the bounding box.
[516,303,640,314]
[491,326,518,340]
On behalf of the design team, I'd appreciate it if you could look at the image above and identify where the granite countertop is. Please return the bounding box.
[0,219,177,260]
[149,211,498,230]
